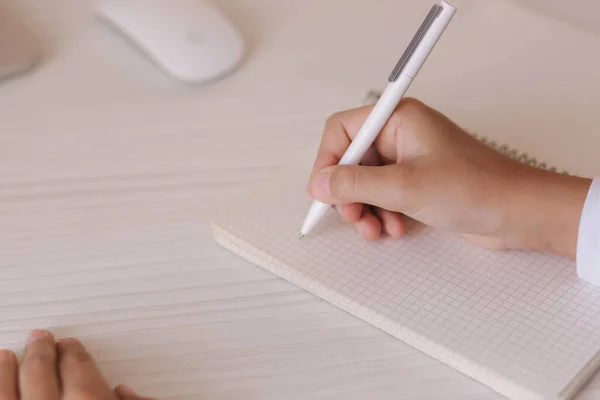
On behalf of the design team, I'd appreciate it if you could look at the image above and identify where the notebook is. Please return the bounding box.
[210,169,600,400]
[210,90,600,399]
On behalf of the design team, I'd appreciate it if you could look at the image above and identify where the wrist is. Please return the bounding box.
[502,167,591,258]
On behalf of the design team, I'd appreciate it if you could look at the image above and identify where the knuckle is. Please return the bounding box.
[349,169,361,193]
[389,97,433,142]
[62,346,92,364]
[391,97,427,124]
[324,112,343,128]
[399,97,426,112]
[24,352,55,369]
[70,348,93,363]
[59,339,93,368]
[325,108,359,128]
[330,167,360,198]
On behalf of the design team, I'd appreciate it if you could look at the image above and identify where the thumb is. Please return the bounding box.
[115,385,155,400]
[308,164,412,211]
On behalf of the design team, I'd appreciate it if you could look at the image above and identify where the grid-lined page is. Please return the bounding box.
[211,169,600,400]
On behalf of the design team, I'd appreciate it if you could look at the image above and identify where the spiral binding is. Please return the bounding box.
[362,90,568,175]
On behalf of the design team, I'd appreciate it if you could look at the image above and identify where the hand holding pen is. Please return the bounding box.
[301,1,456,237]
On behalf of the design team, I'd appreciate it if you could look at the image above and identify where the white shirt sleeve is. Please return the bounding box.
[577,177,600,285]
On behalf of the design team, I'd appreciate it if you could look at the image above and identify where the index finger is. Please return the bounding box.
[20,330,60,400]
[310,106,375,178]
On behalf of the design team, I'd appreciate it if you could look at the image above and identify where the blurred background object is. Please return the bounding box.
[512,0,600,35]
[0,2,41,84]
[94,0,245,84]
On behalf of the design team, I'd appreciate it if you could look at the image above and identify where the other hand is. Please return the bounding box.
[0,330,154,400]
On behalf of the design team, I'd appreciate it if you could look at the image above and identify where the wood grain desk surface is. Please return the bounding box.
[1,1,600,398]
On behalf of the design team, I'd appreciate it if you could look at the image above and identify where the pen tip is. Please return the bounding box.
[300,233,305,239]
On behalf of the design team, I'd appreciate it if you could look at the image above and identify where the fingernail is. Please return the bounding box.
[357,222,369,238]
[27,329,51,346]
[117,385,137,396]
[313,168,332,198]
[385,219,400,237]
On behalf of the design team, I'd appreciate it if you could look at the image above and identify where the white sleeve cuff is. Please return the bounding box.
[577,177,600,285]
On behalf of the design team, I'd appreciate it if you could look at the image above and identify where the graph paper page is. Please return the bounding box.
[211,169,600,400]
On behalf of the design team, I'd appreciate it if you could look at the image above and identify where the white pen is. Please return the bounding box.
[300,0,456,238]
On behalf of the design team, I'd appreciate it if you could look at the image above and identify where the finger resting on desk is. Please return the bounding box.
[0,349,18,400]
[58,338,114,398]
[20,329,60,400]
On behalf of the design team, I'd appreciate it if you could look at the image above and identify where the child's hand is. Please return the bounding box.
[307,98,591,258]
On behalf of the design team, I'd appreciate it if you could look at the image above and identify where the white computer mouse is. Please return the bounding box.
[95,0,245,84]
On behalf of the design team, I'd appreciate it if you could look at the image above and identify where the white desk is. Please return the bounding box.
[1,0,600,399]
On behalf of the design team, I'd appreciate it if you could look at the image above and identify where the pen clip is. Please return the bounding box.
[388,4,443,82]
